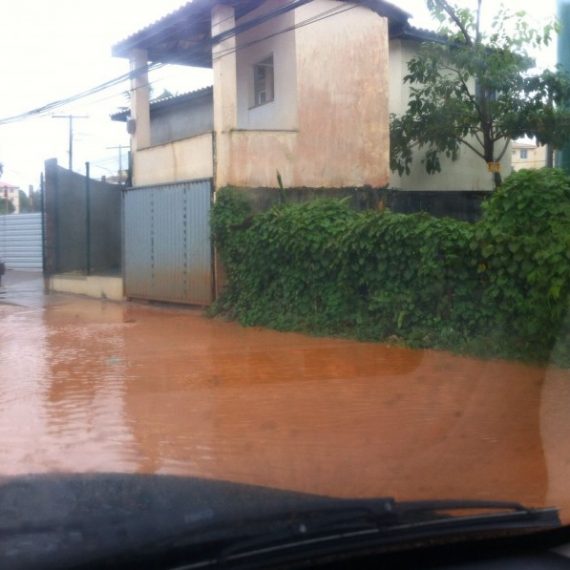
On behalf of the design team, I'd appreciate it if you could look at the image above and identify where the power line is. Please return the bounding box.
[0,2,229,124]
[0,2,307,124]
[0,2,360,126]
[0,61,164,126]
[213,3,356,61]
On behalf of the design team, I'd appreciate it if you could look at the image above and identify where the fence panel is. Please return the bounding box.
[0,213,43,270]
[43,158,122,275]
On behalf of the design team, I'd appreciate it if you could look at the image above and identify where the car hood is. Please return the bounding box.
[0,472,346,569]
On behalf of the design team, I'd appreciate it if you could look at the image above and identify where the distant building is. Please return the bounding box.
[0,182,20,213]
[511,141,550,171]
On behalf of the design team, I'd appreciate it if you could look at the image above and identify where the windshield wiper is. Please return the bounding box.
[206,498,560,567]
[126,498,560,570]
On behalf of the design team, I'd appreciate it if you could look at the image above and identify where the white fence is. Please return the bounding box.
[0,213,43,270]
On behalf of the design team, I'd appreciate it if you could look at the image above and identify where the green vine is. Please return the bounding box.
[211,170,570,368]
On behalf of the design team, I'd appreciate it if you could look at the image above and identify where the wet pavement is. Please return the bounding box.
[0,270,47,307]
[2,270,570,523]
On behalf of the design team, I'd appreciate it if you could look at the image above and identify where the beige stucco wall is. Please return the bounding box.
[389,38,510,191]
[219,0,390,189]
[225,130,297,187]
[292,0,389,188]
[49,274,124,302]
[132,132,214,187]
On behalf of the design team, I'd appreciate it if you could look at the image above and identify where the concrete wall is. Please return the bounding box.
[235,1,298,131]
[220,0,390,189]
[225,130,296,188]
[150,96,213,146]
[292,0,390,188]
[129,49,151,151]
[231,185,487,222]
[49,274,124,301]
[132,133,214,187]
[389,38,510,191]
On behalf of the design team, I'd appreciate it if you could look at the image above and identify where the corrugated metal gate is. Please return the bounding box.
[124,180,213,305]
[0,213,43,270]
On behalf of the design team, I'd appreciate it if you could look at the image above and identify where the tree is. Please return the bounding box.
[390,0,570,187]
[30,189,42,212]
[0,198,15,215]
[18,190,31,213]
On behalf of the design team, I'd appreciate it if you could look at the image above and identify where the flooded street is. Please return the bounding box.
[2,271,570,523]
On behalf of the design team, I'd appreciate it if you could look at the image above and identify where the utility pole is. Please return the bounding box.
[52,114,89,171]
[106,144,130,184]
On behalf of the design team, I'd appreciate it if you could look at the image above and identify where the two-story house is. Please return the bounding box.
[112,0,409,305]
[113,0,408,190]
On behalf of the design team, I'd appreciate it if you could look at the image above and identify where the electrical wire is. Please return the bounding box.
[213,3,356,61]
[0,1,362,126]
[0,61,164,126]
[0,1,333,124]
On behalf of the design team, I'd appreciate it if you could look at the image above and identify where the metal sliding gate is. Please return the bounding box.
[0,213,43,270]
[123,179,213,306]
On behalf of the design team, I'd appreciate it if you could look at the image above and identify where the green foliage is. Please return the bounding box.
[211,172,570,368]
[0,198,15,215]
[390,0,570,187]
[481,168,570,234]
[18,190,30,213]
[472,170,570,361]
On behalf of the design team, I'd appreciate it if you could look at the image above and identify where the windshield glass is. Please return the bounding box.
[1,0,569,568]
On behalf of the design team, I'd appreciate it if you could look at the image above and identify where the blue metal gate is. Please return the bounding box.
[123,179,213,305]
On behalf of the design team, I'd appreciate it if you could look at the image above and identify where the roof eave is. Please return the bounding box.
[111,86,214,122]
[389,24,448,44]
[113,0,412,62]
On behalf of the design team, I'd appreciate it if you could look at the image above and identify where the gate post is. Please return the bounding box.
[43,158,60,284]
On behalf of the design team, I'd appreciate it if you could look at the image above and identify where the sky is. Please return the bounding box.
[0,0,560,191]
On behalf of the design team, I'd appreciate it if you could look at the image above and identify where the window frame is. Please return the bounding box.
[251,55,275,109]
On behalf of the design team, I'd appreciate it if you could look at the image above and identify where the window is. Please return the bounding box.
[253,56,274,107]
[520,149,528,159]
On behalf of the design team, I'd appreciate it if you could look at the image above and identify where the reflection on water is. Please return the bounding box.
[0,298,569,522]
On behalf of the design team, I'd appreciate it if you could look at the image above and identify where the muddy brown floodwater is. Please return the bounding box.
[1,290,570,523]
